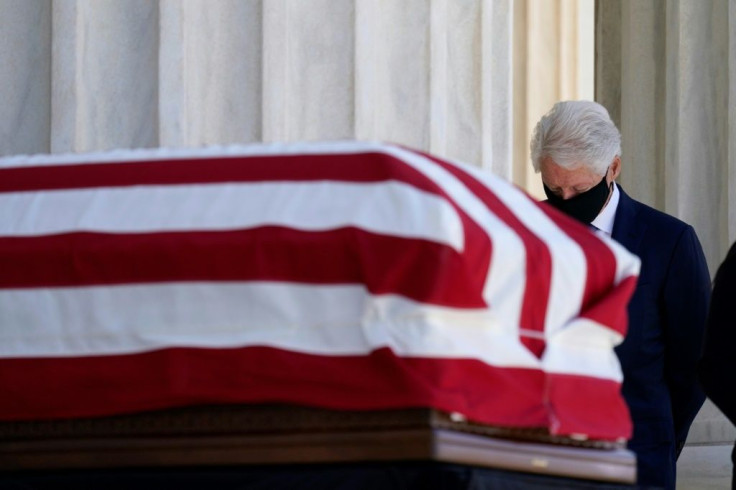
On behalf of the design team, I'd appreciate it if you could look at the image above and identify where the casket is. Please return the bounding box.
[0,142,640,487]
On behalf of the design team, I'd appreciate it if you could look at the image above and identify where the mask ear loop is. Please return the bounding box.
[599,166,615,216]
[605,165,614,193]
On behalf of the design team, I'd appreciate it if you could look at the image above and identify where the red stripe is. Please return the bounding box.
[1,150,492,308]
[548,372,632,440]
[0,346,630,439]
[537,204,624,334]
[0,227,487,307]
[0,152,442,194]
[580,275,638,337]
[406,150,552,358]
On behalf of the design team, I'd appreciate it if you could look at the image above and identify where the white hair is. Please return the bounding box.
[529,100,621,176]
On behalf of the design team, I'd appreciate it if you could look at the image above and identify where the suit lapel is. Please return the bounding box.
[611,185,646,255]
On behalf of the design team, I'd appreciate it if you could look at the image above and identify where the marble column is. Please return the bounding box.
[354,0,514,176]
[596,0,735,273]
[51,0,159,153]
[596,0,736,477]
[264,0,355,143]
[1,0,594,187]
[513,0,595,197]
[0,0,51,156]
[1,0,520,178]
[159,0,263,147]
[0,0,599,183]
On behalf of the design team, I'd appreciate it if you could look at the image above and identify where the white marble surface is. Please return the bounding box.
[598,0,736,272]
[664,1,729,274]
[369,0,432,151]
[597,0,736,468]
[619,0,663,209]
[52,0,158,153]
[0,0,594,187]
[688,400,736,445]
[160,0,263,147]
[0,0,51,156]
[50,0,79,153]
[677,443,733,489]
[482,0,513,178]
[265,0,355,142]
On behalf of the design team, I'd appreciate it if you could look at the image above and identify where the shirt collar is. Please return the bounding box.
[590,182,619,235]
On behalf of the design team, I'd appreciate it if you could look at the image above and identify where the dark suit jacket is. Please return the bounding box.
[698,241,736,489]
[612,186,711,489]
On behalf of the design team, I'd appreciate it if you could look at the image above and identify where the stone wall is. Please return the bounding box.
[597,1,736,485]
[0,0,594,190]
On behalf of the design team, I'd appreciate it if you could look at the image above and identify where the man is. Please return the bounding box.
[530,100,711,489]
[699,241,736,490]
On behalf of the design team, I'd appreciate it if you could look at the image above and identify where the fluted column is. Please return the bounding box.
[1,0,568,183]
[0,0,51,156]
[263,0,356,143]
[355,0,433,152]
[356,0,510,175]
[51,0,158,153]
[597,0,734,273]
[159,0,263,147]
[482,0,513,177]
[596,0,736,471]
[513,0,594,196]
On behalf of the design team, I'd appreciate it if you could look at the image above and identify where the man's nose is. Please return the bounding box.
[560,188,578,200]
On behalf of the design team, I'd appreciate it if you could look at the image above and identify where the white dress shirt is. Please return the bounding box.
[590,182,620,236]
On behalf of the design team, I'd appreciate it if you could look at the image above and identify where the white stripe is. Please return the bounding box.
[436,159,589,338]
[0,282,622,380]
[1,141,526,334]
[0,282,540,371]
[543,318,625,381]
[2,140,527,328]
[364,295,540,368]
[0,181,464,250]
[373,146,527,335]
[0,283,369,358]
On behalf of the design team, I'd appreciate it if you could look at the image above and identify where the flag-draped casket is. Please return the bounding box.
[0,141,640,442]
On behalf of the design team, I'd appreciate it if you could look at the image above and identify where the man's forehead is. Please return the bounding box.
[540,158,599,185]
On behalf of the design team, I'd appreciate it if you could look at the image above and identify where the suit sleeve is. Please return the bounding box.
[662,225,711,452]
[699,242,736,426]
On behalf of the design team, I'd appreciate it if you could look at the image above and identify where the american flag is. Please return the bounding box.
[0,141,639,441]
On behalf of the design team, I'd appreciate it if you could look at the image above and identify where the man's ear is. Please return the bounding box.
[609,156,622,181]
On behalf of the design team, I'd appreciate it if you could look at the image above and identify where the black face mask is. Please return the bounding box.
[543,173,612,224]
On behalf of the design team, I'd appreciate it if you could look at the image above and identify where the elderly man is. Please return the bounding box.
[530,100,711,489]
